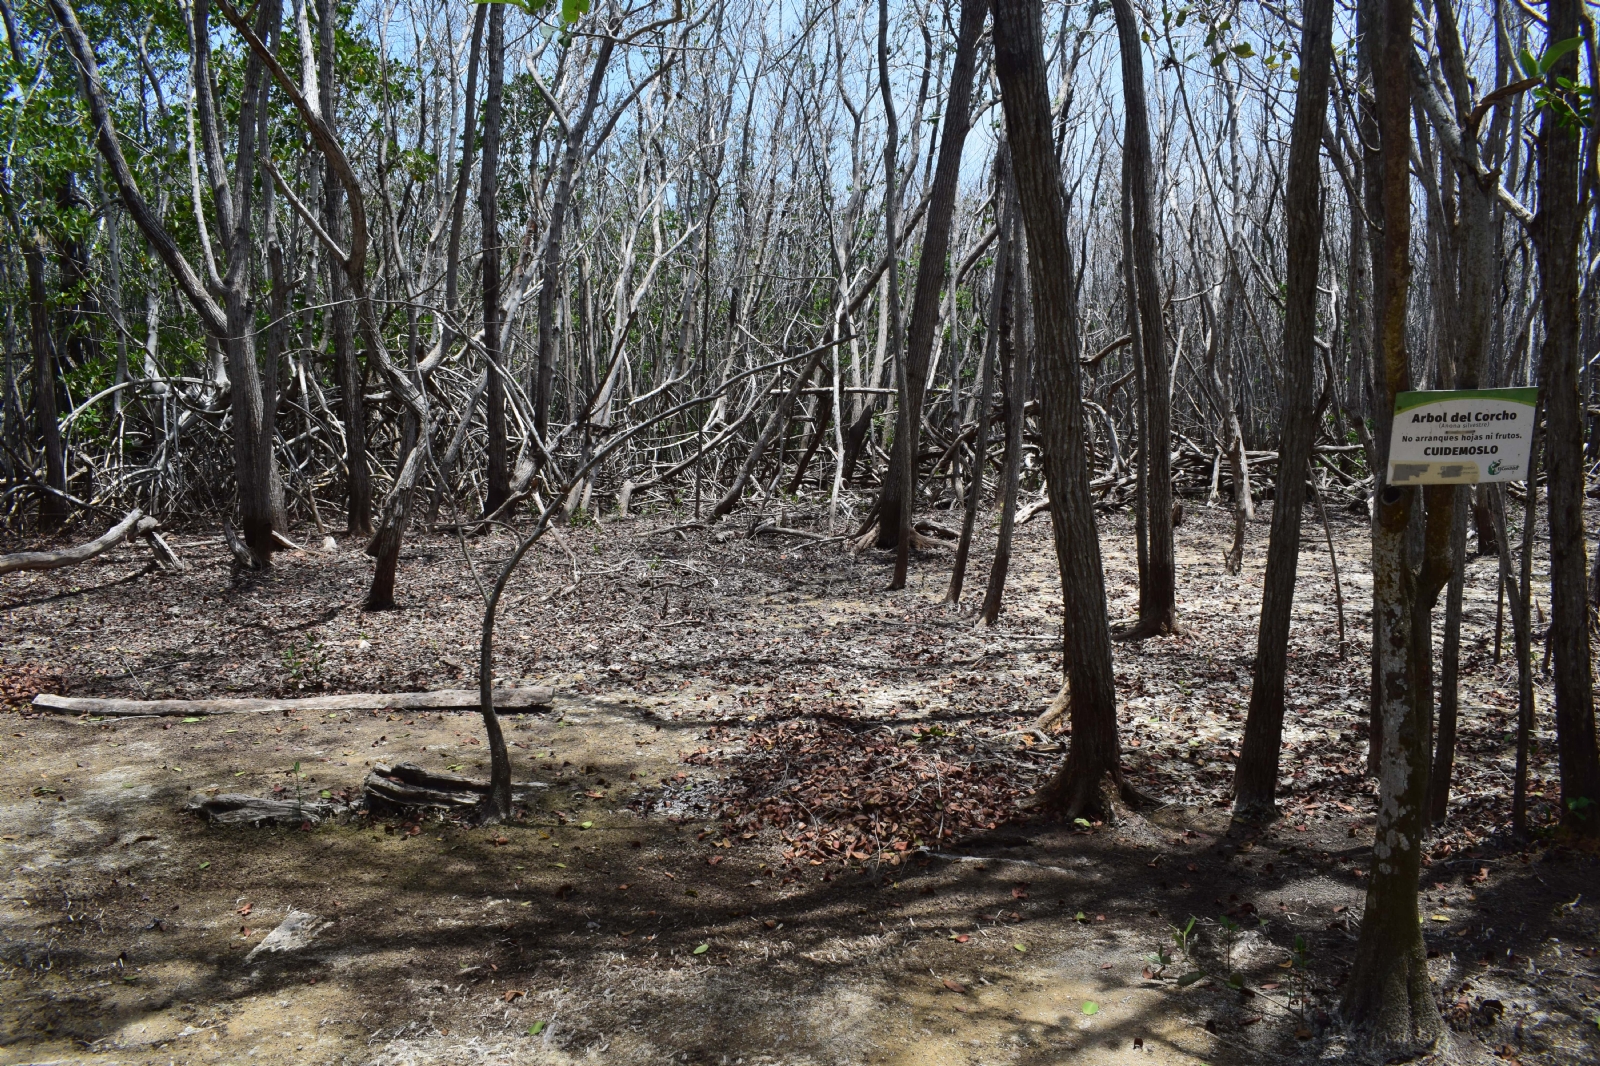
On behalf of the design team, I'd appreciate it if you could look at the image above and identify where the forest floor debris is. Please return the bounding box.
[0,502,1595,1065]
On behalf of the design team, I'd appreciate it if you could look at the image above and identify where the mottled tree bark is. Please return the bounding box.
[1341,0,1446,1052]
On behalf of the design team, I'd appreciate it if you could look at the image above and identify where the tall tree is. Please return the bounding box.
[1109,0,1176,638]
[316,0,369,537]
[876,0,907,586]
[1231,0,1335,822]
[1534,0,1600,837]
[874,0,987,576]
[51,0,282,565]
[481,2,508,515]
[1341,0,1446,1051]
[991,0,1124,818]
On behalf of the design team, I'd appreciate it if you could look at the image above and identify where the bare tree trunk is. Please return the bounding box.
[430,4,485,523]
[1430,490,1467,823]
[875,0,986,560]
[949,146,1014,605]
[1110,0,1176,638]
[51,0,279,562]
[23,237,65,527]
[481,3,508,514]
[1341,0,1445,1051]
[992,0,1124,820]
[981,218,1027,626]
[876,0,909,588]
[1535,0,1600,837]
[1231,0,1334,823]
[533,31,617,444]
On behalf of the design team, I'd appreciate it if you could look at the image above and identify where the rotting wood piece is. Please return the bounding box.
[31,686,554,718]
[0,509,162,575]
[185,793,348,827]
[363,760,547,814]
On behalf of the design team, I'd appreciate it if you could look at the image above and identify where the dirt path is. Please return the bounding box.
[1,502,1596,1065]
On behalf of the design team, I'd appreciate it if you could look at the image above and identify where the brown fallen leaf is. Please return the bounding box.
[502,989,525,1002]
[237,902,252,916]
[942,978,968,994]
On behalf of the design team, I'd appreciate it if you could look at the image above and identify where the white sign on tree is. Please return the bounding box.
[1386,388,1539,485]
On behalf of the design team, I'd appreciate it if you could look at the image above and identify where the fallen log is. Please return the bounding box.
[363,761,548,814]
[31,686,554,718]
[185,793,348,827]
[0,509,159,575]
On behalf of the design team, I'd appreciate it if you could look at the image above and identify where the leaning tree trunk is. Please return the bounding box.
[1341,0,1446,1052]
[874,0,987,557]
[992,0,1124,820]
[1231,0,1333,823]
[1110,0,1176,638]
[1535,0,1600,837]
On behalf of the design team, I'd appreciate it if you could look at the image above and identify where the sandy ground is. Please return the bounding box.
[1,496,1597,1065]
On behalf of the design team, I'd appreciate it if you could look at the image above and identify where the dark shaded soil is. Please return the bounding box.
[0,499,1596,1065]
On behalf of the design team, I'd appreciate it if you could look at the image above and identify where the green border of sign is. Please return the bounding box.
[1394,388,1539,413]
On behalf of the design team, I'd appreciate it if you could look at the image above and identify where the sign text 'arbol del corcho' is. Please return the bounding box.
[1386,388,1539,486]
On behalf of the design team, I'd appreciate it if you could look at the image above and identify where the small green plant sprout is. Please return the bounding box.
[280,638,328,688]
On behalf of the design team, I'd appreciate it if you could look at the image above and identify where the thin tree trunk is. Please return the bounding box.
[981,218,1027,626]
[1231,0,1333,822]
[533,32,617,444]
[481,3,508,515]
[949,145,1014,605]
[1429,489,1467,823]
[875,0,986,558]
[23,238,65,527]
[877,0,909,587]
[317,0,369,536]
[1110,0,1175,638]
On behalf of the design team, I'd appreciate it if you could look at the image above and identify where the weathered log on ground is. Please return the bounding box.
[0,509,161,575]
[185,793,348,826]
[143,529,185,572]
[363,761,547,814]
[31,686,554,718]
